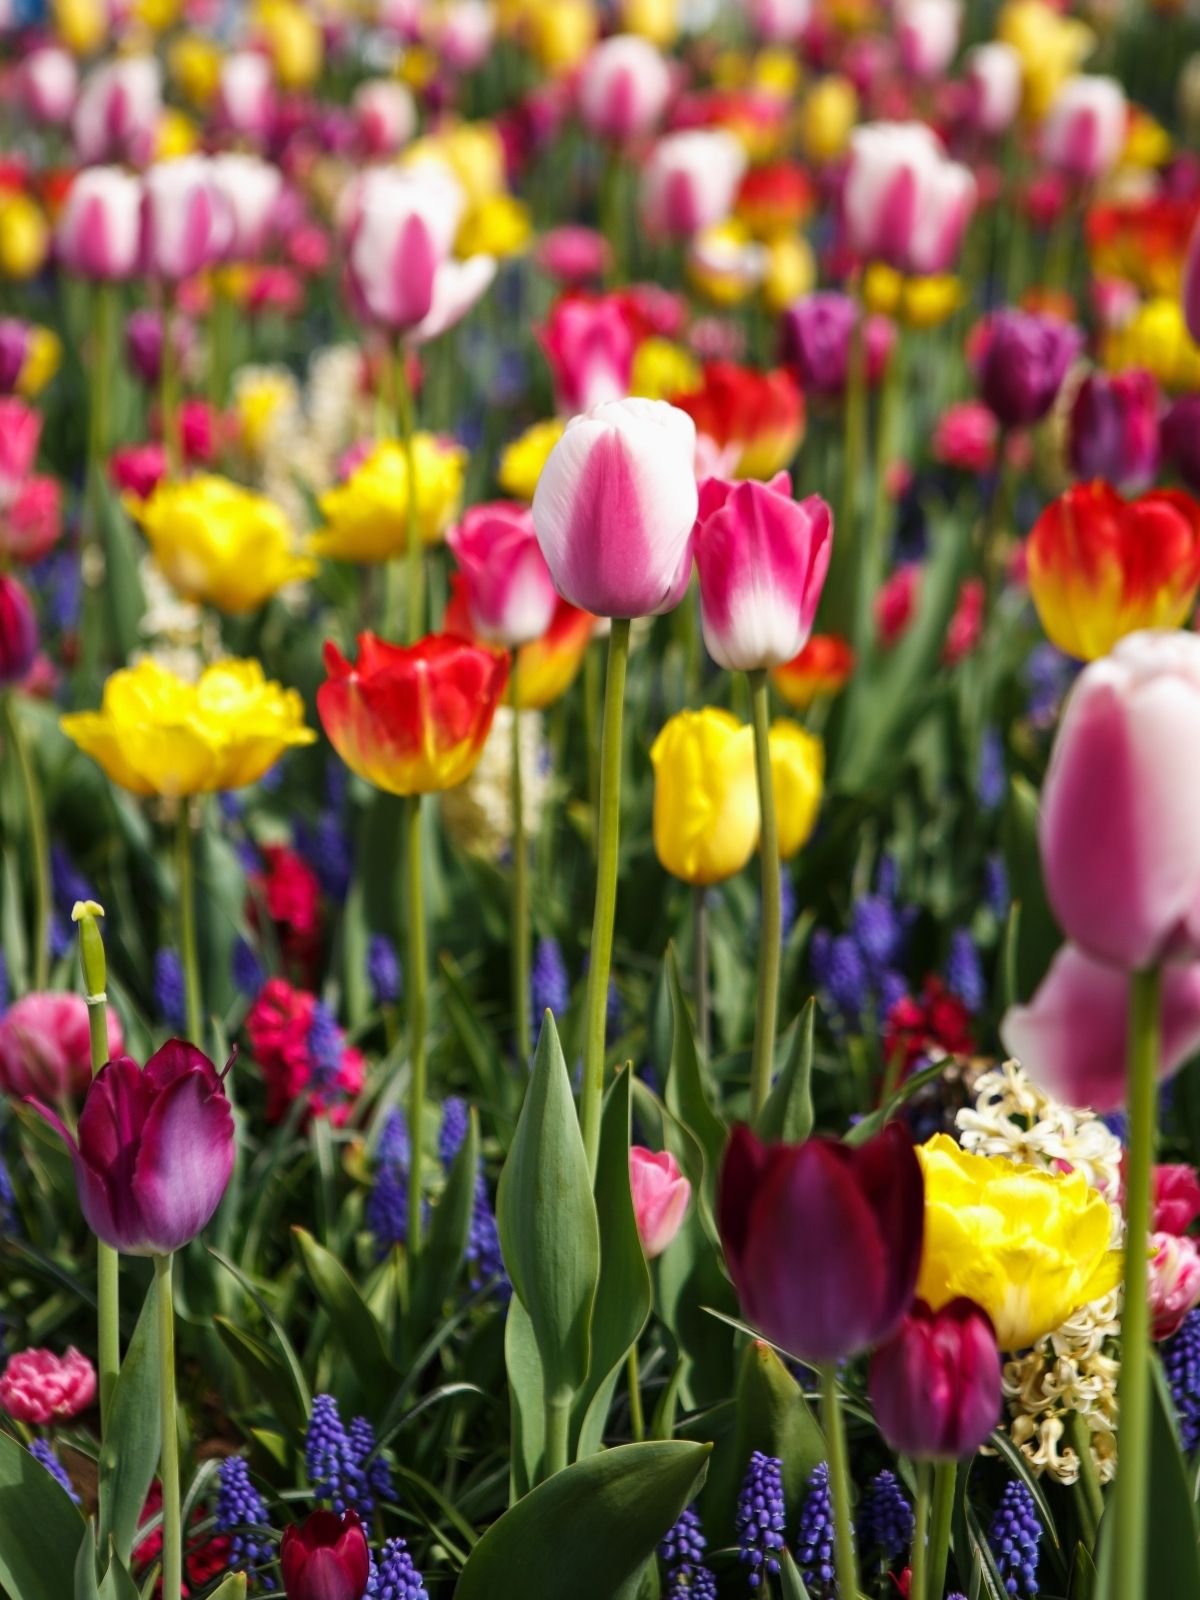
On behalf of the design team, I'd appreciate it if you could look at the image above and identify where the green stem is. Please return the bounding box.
[3,693,49,989]
[627,1342,644,1443]
[80,281,115,684]
[543,1388,571,1479]
[175,809,202,1046]
[580,619,630,1174]
[511,665,531,1065]
[160,290,180,477]
[1069,1411,1103,1543]
[208,284,233,412]
[1113,964,1162,1597]
[81,923,119,1430]
[396,348,424,644]
[927,1459,956,1600]
[862,329,904,649]
[693,884,710,1062]
[820,1364,859,1600]
[910,1461,932,1600]
[826,290,866,640]
[155,1253,182,1600]
[405,794,428,1257]
[748,671,780,1120]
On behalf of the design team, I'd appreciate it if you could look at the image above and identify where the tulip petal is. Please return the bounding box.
[131,1067,234,1254]
[848,1123,925,1339]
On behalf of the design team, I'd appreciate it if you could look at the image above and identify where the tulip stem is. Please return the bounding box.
[155,1253,182,1600]
[175,808,203,1047]
[405,793,428,1257]
[1113,962,1162,1599]
[395,346,424,644]
[160,290,181,479]
[80,281,115,684]
[910,1462,931,1600]
[693,885,710,1061]
[511,667,531,1066]
[927,1460,956,1600]
[2,692,49,990]
[544,1386,571,1479]
[820,1364,859,1600]
[748,670,780,1121]
[79,908,119,1432]
[626,1342,644,1443]
[581,618,630,1175]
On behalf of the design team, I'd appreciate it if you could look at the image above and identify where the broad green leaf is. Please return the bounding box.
[213,1317,308,1435]
[664,947,727,1208]
[410,1109,479,1336]
[75,1526,101,1600]
[97,1550,140,1600]
[496,1013,599,1400]
[292,1227,397,1401]
[506,1287,545,1503]
[779,1550,813,1600]
[1001,775,1061,1001]
[207,1575,248,1600]
[756,1001,816,1144]
[732,1340,826,1511]
[0,1426,84,1600]
[98,1278,160,1565]
[845,1060,944,1146]
[455,1441,711,1600]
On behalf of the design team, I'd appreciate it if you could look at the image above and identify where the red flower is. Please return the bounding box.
[249,844,323,981]
[444,574,594,711]
[280,1510,370,1600]
[771,633,855,711]
[673,361,804,479]
[883,978,975,1075]
[246,978,364,1125]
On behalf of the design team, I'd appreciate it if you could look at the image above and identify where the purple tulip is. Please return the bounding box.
[280,1510,370,1600]
[1067,368,1159,490]
[978,309,1083,428]
[868,1298,1002,1459]
[30,1040,235,1256]
[0,574,37,686]
[780,291,895,399]
[1186,216,1200,347]
[1163,396,1200,493]
[0,320,31,393]
[718,1122,924,1365]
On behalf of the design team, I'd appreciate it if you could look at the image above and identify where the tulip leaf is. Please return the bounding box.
[756,1000,816,1144]
[213,1317,308,1436]
[75,1526,101,1600]
[206,1578,248,1600]
[454,1440,712,1600]
[96,472,146,665]
[208,1247,310,1423]
[0,1426,84,1600]
[410,1108,479,1337]
[97,1550,140,1600]
[733,1339,826,1511]
[98,1277,161,1565]
[574,1069,652,1458]
[779,1550,813,1600]
[845,1059,944,1146]
[664,946,727,1207]
[1001,775,1062,1001]
[496,1011,599,1402]
[292,1226,398,1401]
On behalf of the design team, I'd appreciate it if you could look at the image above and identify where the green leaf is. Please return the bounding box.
[206,1576,248,1600]
[0,1426,84,1600]
[505,1283,546,1503]
[1001,776,1061,1001]
[410,1109,479,1335]
[98,1278,160,1565]
[496,1012,599,1400]
[291,1227,397,1401]
[756,1001,816,1143]
[454,1441,711,1600]
[213,1317,308,1435]
[779,1550,813,1600]
[96,474,146,663]
[97,1550,140,1600]
[75,1526,101,1600]
[664,947,727,1209]
[845,1060,945,1146]
[575,1069,653,1458]
[732,1339,826,1511]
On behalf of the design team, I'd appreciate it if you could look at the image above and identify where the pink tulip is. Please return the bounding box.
[578,35,672,142]
[539,294,637,414]
[208,153,282,260]
[56,167,142,281]
[406,254,496,348]
[693,474,831,672]
[0,991,124,1102]
[0,574,37,688]
[430,0,495,70]
[869,1298,1001,1459]
[535,226,611,285]
[532,397,698,618]
[843,122,975,275]
[343,166,464,333]
[354,80,417,155]
[0,1347,96,1424]
[629,1146,691,1258]
[3,477,62,563]
[216,50,275,139]
[1153,1165,1200,1236]
[965,42,1022,136]
[71,55,161,166]
[20,46,78,125]
[1001,943,1200,1111]
[1184,216,1200,347]
[1149,1233,1200,1340]
[1041,76,1127,182]
[141,158,221,281]
[747,0,812,40]
[640,130,746,240]
[896,0,961,82]
[0,397,41,500]
[446,501,559,647]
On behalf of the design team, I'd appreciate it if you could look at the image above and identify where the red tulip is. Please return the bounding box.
[868,1298,1002,1459]
[280,1510,370,1600]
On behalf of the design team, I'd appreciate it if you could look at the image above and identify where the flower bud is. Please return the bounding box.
[1041,75,1127,181]
[1163,396,1200,493]
[20,47,78,126]
[650,708,759,885]
[869,1298,1002,1459]
[0,573,37,686]
[446,500,558,648]
[578,34,672,142]
[56,167,142,282]
[141,157,221,281]
[639,130,746,240]
[71,56,161,166]
[0,991,123,1102]
[280,1510,370,1600]
[843,122,975,276]
[629,1146,691,1257]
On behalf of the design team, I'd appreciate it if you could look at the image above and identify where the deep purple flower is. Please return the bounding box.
[794,1462,835,1596]
[1067,368,1159,490]
[1162,1307,1200,1454]
[29,1439,79,1504]
[367,1536,428,1599]
[858,1469,913,1564]
[216,1455,275,1581]
[946,929,986,1014]
[1163,396,1200,494]
[988,1481,1042,1598]
[780,291,894,399]
[280,1509,370,1600]
[978,310,1082,428]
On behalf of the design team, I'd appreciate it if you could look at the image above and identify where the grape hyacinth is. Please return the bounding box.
[215,1456,275,1584]
[29,1439,78,1504]
[467,1171,510,1300]
[305,1395,393,1516]
[1162,1307,1200,1454]
[349,1414,396,1510]
[977,725,1006,811]
[307,1001,343,1090]
[368,1110,427,1253]
[984,854,1010,918]
[368,934,402,1007]
[153,949,187,1031]
[780,870,798,944]
[988,1481,1042,1598]
[857,1469,913,1566]
[377,1108,410,1168]
[735,1451,786,1589]
[367,1537,428,1600]
[530,937,569,1022]
[659,1504,717,1599]
[795,1461,836,1597]
[945,929,985,1014]
[439,1097,470,1168]
[232,937,264,997]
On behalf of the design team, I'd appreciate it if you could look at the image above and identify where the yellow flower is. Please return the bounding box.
[997,0,1095,123]
[17,327,61,398]
[134,0,180,30]
[233,368,300,459]
[253,0,323,89]
[688,222,766,309]
[524,0,596,72]
[497,418,564,501]
[0,194,49,282]
[651,709,759,885]
[916,1134,1123,1352]
[398,45,438,92]
[458,195,532,259]
[865,265,962,328]
[155,109,200,162]
[630,338,701,402]
[619,0,677,46]
[800,76,858,164]
[312,437,467,563]
[763,236,816,315]
[1121,109,1171,170]
[768,720,823,860]
[52,0,106,54]
[1103,297,1200,392]
[408,122,506,206]
[134,477,314,614]
[753,47,802,99]
[61,658,315,797]
[170,34,222,107]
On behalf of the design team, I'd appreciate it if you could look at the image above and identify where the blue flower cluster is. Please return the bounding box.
[988,1480,1042,1598]
[735,1451,787,1590]
[530,937,570,1022]
[304,1393,395,1516]
[810,863,914,1031]
[794,1462,835,1596]
[368,935,402,1008]
[307,1001,343,1090]
[945,928,985,1014]
[49,845,95,961]
[153,949,187,1032]
[658,1504,716,1600]
[367,1109,423,1253]
[1163,1307,1200,1454]
[857,1468,913,1565]
[215,1455,275,1585]
[296,765,353,900]
[367,1537,428,1600]
[29,1440,78,1504]
[232,936,265,997]
[439,1098,509,1300]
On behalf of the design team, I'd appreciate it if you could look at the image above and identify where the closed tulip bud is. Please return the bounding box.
[629,1146,691,1257]
[694,473,832,671]
[869,1299,1001,1459]
[141,158,219,282]
[578,34,672,142]
[718,1122,924,1365]
[21,46,78,125]
[354,79,417,155]
[978,309,1083,427]
[1067,370,1159,491]
[843,123,975,276]
[768,719,823,860]
[538,294,637,414]
[0,990,123,1101]
[56,167,142,282]
[780,291,896,399]
[747,0,813,43]
[208,153,283,261]
[343,166,463,333]
[0,573,36,686]
[280,1510,370,1600]
[1185,216,1200,347]
[650,708,759,884]
[896,0,961,82]
[532,397,698,618]
[1041,75,1127,182]
[1149,1233,1200,1341]
[640,130,746,240]
[216,50,275,138]
[800,75,858,164]
[966,42,1022,135]
[29,1041,235,1256]
[1153,1165,1200,1235]
[72,56,162,166]
[1163,397,1200,493]
[446,500,558,647]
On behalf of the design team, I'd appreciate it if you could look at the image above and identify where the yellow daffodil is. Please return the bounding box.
[232,368,300,459]
[61,658,315,797]
[0,195,49,282]
[312,437,467,563]
[917,1134,1122,1351]
[631,338,702,402]
[497,418,564,501]
[1103,298,1200,391]
[16,327,61,398]
[651,709,759,885]
[768,720,823,860]
[457,195,532,260]
[800,76,858,164]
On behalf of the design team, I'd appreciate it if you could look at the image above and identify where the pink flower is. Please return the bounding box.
[639,129,746,240]
[447,500,558,648]
[343,165,462,333]
[965,42,1022,136]
[0,574,37,687]
[1067,368,1159,491]
[71,56,161,165]
[1185,215,1200,347]
[1153,1165,1200,1236]
[0,397,41,500]
[875,567,983,663]
[538,294,637,414]
[208,153,282,261]
[0,991,123,1103]
[896,0,961,82]
[932,400,998,472]
[535,226,611,285]
[693,473,832,671]
[216,50,274,139]
[0,1347,96,1424]
[1150,1233,1200,1341]
[20,46,78,126]
[532,397,698,619]
[746,0,813,43]
[246,978,364,1125]
[110,443,167,501]
[578,34,672,142]
[629,1146,691,1258]
[56,167,142,282]
[141,157,222,281]
[1041,76,1127,182]
[869,1298,1001,1459]
[843,122,975,276]
[429,0,495,71]
[354,79,417,155]
[3,477,61,563]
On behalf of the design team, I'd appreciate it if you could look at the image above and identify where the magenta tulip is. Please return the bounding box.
[539,295,637,415]
[693,474,832,671]
[1153,1165,1200,1236]
[629,1146,691,1258]
[869,1298,1002,1459]
[578,35,672,142]
[0,398,41,498]
[0,991,123,1102]
[532,397,698,618]
[1041,75,1127,182]
[0,574,37,687]
[30,1040,235,1256]
[1067,368,1159,491]
[71,56,161,165]
[446,501,558,647]
[56,167,142,282]
[780,291,896,398]
[1163,396,1200,493]
[717,1122,924,1365]
[842,123,975,276]
[141,158,221,282]
[639,130,746,240]
[280,1510,370,1600]
[978,309,1083,428]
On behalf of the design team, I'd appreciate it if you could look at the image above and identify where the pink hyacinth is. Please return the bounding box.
[629,1147,691,1258]
[0,1347,97,1425]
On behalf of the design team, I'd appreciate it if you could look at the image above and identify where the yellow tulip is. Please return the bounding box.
[768,720,823,860]
[52,0,107,54]
[630,338,702,402]
[497,418,564,501]
[619,0,677,46]
[457,195,532,260]
[998,0,1095,123]
[800,76,858,164]
[232,368,300,459]
[61,658,315,797]
[524,0,596,73]
[17,327,61,398]
[408,123,506,206]
[134,477,314,614]
[865,265,963,328]
[0,195,49,282]
[155,109,200,162]
[312,437,467,563]
[651,709,760,885]
[688,222,765,309]
[134,0,181,30]
[1103,297,1200,392]
[253,0,323,89]
[763,236,817,315]
[916,1134,1122,1351]
[170,35,223,107]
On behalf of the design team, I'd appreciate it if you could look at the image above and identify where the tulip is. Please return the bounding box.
[1066,370,1159,491]
[650,708,759,885]
[280,1510,370,1600]
[639,129,746,239]
[578,34,672,141]
[536,226,611,285]
[444,577,594,710]
[1185,216,1200,347]
[780,291,896,399]
[965,41,1022,135]
[977,308,1083,427]
[0,991,123,1102]
[0,397,39,500]
[1002,943,1200,1112]
[800,75,858,164]
[532,397,698,618]
[842,123,975,276]
[0,573,36,686]
[770,634,855,710]
[1037,630,1200,971]
[896,0,961,82]
[1153,1165,1200,1236]
[1,476,61,564]
[0,1346,96,1425]
[216,50,275,138]
[718,1122,924,1364]
[141,158,221,282]
[1163,397,1200,493]
[868,1299,1002,1459]
[71,55,161,165]
[768,720,823,860]
[20,46,78,125]
[747,0,812,42]
[446,501,558,648]
[56,167,142,282]
[673,363,804,480]
[538,294,637,414]
[432,0,496,70]
[313,437,467,563]
[354,79,417,155]
[629,1146,691,1257]
[1041,75,1128,181]
[343,166,464,334]
[30,1040,235,1256]
[693,474,831,671]
[1149,1233,1200,1341]
[208,154,283,261]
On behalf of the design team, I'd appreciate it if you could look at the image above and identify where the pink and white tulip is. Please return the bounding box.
[429,0,495,71]
[208,153,283,260]
[354,79,417,155]
[344,166,465,333]
[1149,1233,1200,1341]
[1153,1165,1200,1236]
[447,501,559,647]
[532,397,698,618]
[1040,76,1127,182]
[896,0,961,83]
[746,0,813,43]
[539,295,637,414]
[20,46,78,125]
[71,55,161,166]
[843,122,976,276]
[56,167,142,281]
[578,35,672,142]
[640,130,746,240]
[965,42,1022,136]
[216,50,275,139]
[141,157,221,281]
[693,474,832,671]
[629,1147,691,1258]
